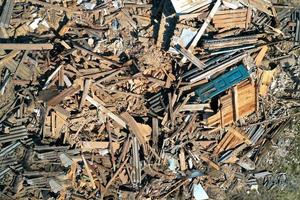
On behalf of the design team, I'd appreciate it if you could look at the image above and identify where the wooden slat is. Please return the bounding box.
[259,68,278,96]
[246,7,252,29]
[214,23,246,29]
[121,112,148,144]
[213,13,247,20]
[226,137,243,150]
[255,45,268,66]
[52,105,71,119]
[79,79,92,109]
[232,86,239,121]
[81,154,96,189]
[204,38,257,49]
[213,18,247,24]
[152,117,159,149]
[220,134,235,152]
[0,43,53,50]
[214,132,230,154]
[199,155,220,170]
[28,0,80,13]
[179,148,187,171]
[175,44,205,70]
[81,141,120,152]
[86,95,127,128]
[47,85,81,106]
[0,0,15,28]
[227,127,252,145]
[215,8,248,15]
[73,44,122,67]
[0,50,20,66]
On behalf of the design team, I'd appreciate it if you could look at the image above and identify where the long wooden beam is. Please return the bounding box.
[0,43,53,50]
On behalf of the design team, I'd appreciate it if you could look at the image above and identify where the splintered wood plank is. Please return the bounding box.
[81,154,96,189]
[179,148,187,171]
[152,117,159,149]
[81,141,120,152]
[180,103,209,112]
[86,95,126,128]
[215,8,248,15]
[121,10,137,30]
[0,0,15,28]
[246,7,252,29]
[214,22,246,29]
[232,86,239,121]
[175,44,205,70]
[226,137,243,150]
[118,137,132,164]
[132,136,141,184]
[227,127,252,145]
[214,132,230,154]
[220,133,235,153]
[204,38,257,49]
[73,44,122,67]
[43,65,63,89]
[59,22,71,36]
[213,13,247,20]
[58,67,64,87]
[52,105,71,119]
[259,68,278,96]
[0,43,53,50]
[255,45,268,66]
[28,0,79,13]
[54,112,66,137]
[157,13,166,47]
[189,0,221,50]
[138,123,151,141]
[47,85,81,106]
[103,157,129,196]
[199,155,220,170]
[121,112,149,144]
[51,111,57,138]
[79,79,92,109]
[0,50,20,66]
[198,140,216,149]
[168,93,174,125]
[213,18,247,24]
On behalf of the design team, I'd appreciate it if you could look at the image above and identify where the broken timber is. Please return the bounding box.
[0,43,53,50]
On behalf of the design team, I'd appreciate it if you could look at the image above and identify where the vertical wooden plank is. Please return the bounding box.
[179,148,187,171]
[245,7,252,29]
[255,45,268,66]
[81,154,96,189]
[79,79,92,110]
[152,117,159,149]
[232,86,239,121]
[51,111,56,138]
[58,66,64,88]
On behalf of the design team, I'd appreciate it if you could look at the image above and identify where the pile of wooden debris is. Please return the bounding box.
[0,0,299,199]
